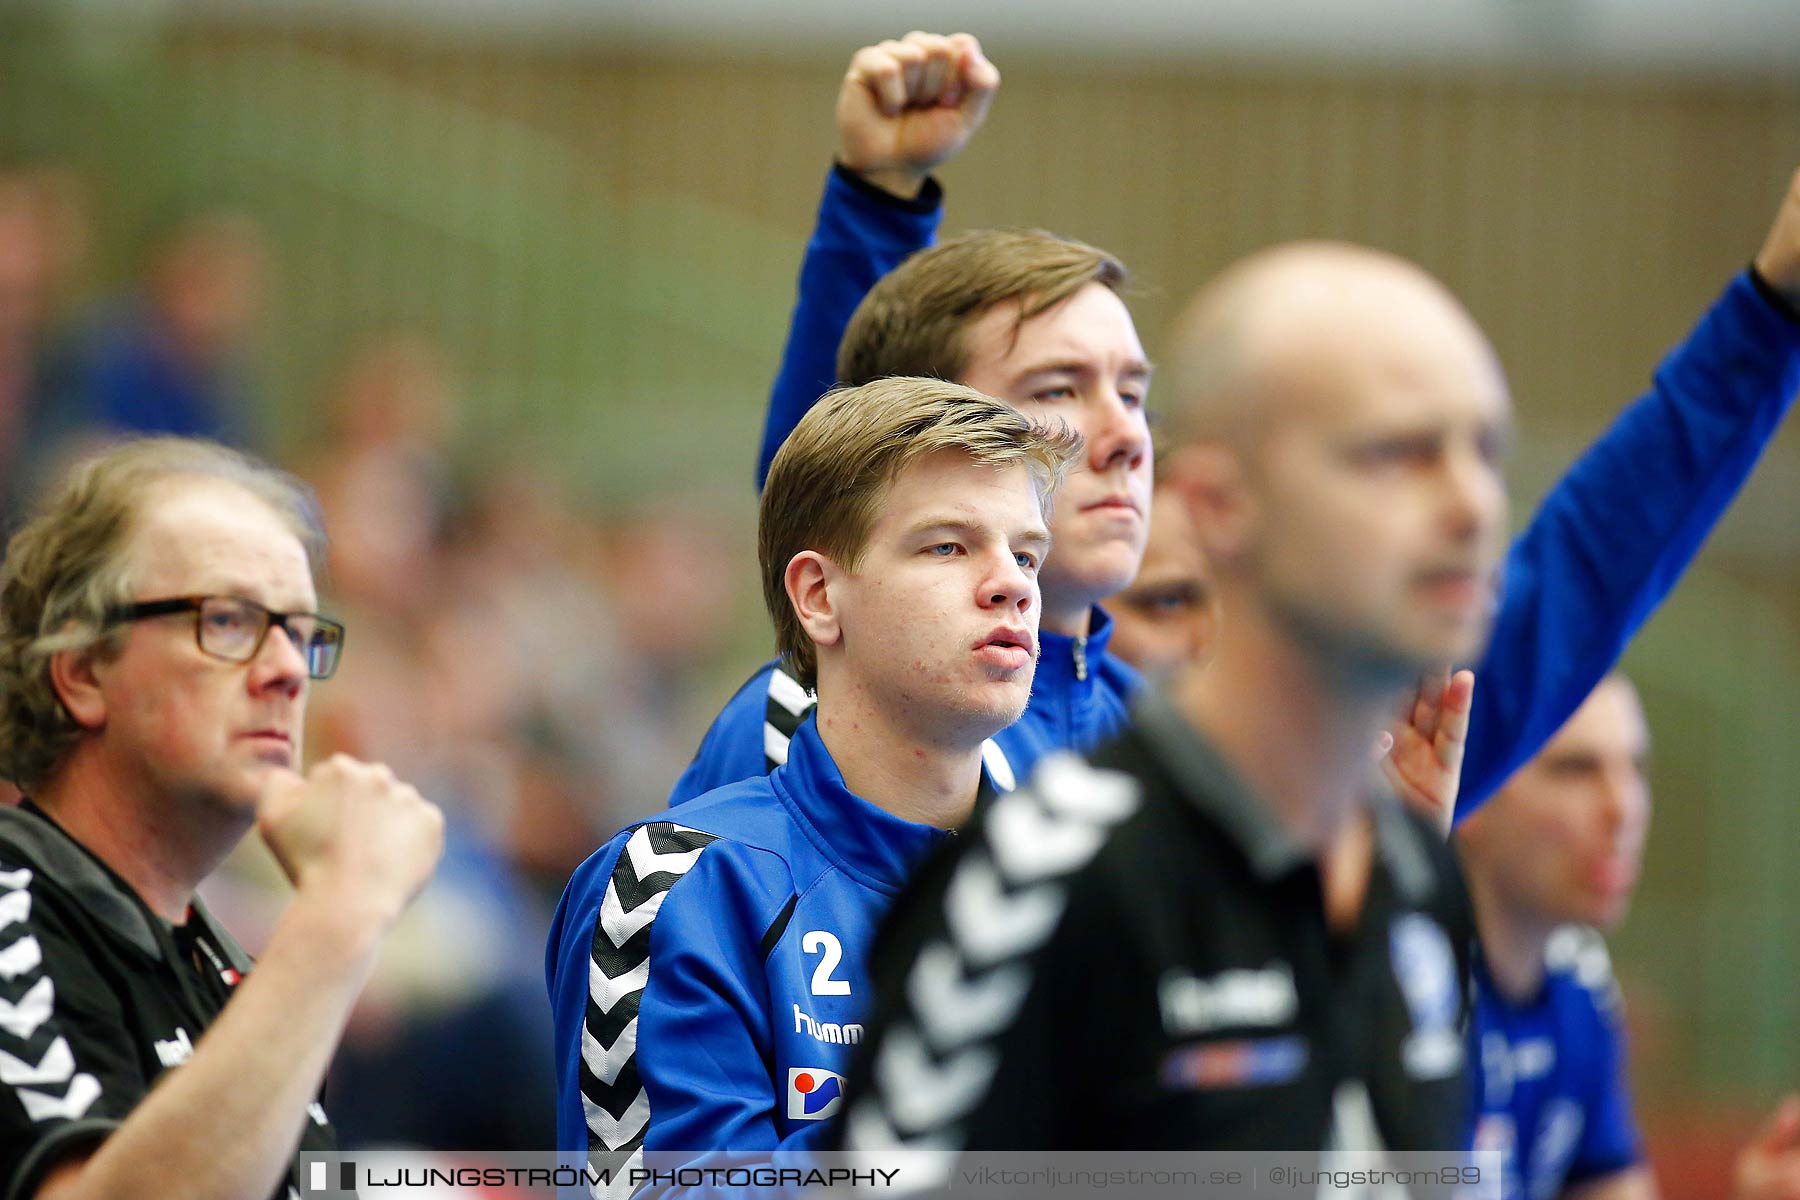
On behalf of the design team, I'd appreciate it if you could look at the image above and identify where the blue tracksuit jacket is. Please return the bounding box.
[694,166,1800,820]
[1468,929,1642,1198]
[548,716,967,1170]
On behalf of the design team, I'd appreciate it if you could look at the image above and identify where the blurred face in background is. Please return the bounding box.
[0,164,87,355]
[1457,675,1652,931]
[1106,482,1217,677]
[0,181,54,351]
[150,212,270,364]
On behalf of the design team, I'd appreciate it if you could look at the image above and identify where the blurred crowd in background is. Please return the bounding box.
[0,155,753,1150]
[5,5,1800,1192]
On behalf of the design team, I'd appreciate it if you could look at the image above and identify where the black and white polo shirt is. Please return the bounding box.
[842,691,1476,1163]
[0,802,336,1200]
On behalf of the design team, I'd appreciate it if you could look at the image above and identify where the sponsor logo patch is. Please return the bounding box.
[1160,1035,1309,1091]
[786,1067,845,1121]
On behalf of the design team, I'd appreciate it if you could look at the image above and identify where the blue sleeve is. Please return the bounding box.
[1457,271,1800,815]
[1565,994,1644,1185]
[548,824,795,1181]
[635,846,795,1156]
[756,166,943,490]
[547,830,632,1158]
[667,664,781,807]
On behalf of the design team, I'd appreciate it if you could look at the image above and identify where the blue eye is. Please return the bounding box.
[927,543,960,557]
[205,608,253,634]
[1014,552,1038,571]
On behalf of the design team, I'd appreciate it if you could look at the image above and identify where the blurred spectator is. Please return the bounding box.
[0,159,89,530]
[305,328,460,622]
[199,327,750,1153]
[72,205,270,446]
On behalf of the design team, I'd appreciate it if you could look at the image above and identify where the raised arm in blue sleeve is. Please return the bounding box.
[756,166,943,490]
[1458,270,1800,815]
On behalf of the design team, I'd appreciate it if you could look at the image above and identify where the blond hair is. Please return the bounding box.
[0,437,325,790]
[760,377,1080,690]
[838,229,1129,387]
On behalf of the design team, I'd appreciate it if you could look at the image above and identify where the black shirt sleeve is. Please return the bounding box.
[0,861,149,1200]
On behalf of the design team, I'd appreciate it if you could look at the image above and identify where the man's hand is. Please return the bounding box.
[1754,167,1800,309]
[1735,1096,1800,1200]
[836,32,1000,200]
[258,754,444,929]
[1378,668,1474,835]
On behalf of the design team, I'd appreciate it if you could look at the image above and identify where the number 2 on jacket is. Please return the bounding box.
[802,930,850,995]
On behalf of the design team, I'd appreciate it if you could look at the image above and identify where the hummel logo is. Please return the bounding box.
[1159,965,1298,1036]
[154,1027,195,1068]
[793,1004,863,1045]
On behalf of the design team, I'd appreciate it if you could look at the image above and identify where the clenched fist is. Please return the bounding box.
[1755,167,1800,310]
[258,754,445,929]
[836,31,1000,200]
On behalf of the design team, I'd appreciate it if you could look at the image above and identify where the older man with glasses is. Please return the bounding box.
[0,437,442,1200]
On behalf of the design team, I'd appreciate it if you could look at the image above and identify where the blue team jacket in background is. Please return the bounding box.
[1468,930,1642,1198]
[548,716,960,1167]
[695,165,1800,820]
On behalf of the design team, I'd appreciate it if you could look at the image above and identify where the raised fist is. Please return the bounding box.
[1754,167,1800,310]
[258,753,445,928]
[836,31,1001,200]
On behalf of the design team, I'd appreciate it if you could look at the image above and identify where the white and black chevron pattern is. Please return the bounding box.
[582,822,718,1199]
[0,868,102,1125]
[844,754,1138,1183]
[761,666,1017,791]
[762,667,815,771]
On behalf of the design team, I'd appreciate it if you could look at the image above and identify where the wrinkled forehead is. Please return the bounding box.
[123,477,317,606]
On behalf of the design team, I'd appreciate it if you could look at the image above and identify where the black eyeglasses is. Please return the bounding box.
[106,595,346,680]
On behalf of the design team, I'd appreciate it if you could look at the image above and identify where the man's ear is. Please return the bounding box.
[49,644,108,732]
[1161,442,1257,564]
[785,551,842,652]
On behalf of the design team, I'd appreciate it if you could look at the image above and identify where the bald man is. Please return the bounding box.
[841,242,1502,1169]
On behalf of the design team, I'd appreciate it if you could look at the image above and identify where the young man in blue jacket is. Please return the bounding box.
[547,379,1079,1181]
[672,32,1800,824]
[1458,677,1800,1200]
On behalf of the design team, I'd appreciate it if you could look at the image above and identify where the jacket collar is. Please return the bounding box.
[1131,690,1439,901]
[774,716,984,894]
[1033,605,1118,693]
[5,800,250,971]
